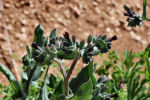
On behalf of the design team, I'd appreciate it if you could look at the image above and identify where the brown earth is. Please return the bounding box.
[0,0,150,86]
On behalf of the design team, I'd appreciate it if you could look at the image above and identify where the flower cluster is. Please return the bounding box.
[81,35,117,63]
[124,5,142,27]
[30,25,117,64]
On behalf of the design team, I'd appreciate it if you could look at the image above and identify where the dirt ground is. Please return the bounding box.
[0,0,150,85]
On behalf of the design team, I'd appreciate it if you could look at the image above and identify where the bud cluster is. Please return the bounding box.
[124,5,142,27]
[30,25,117,64]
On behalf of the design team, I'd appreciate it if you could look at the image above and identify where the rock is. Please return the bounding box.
[4,3,11,8]
[20,19,27,25]
[56,0,64,4]
[94,7,100,14]
[106,27,111,33]
[92,1,98,6]
[21,27,26,33]
[115,28,120,33]
[129,31,147,45]
[0,33,5,41]
[15,33,27,41]
[64,10,70,19]
[130,31,141,41]
[23,10,30,15]
[7,24,13,30]
[94,0,102,3]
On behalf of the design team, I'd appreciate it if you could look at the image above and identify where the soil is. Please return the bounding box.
[0,0,150,86]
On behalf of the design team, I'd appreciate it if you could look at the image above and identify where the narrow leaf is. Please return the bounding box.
[0,63,26,98]
[124,5,131,12]
[143,0,147,19]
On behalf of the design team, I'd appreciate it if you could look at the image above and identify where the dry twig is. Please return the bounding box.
[0,0,20,80]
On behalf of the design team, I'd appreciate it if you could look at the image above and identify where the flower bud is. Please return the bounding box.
[111,35,117,41]
[110,93,119,98]
[32,42,39,49]
[63,32,70,40]
[88,46,93,52]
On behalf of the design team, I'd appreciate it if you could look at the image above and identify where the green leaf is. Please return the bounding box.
[143,0,147,20]
[51,80,65,100]
[37,76,49,100]
[57,50,77,60]
[0,63,26,98]
[48,73,58,89]
[71,79,93,100]
[88,60,97,89]
[50,28,57,39]
[79,40,85,49]
[144,45,150,92]
[32,66,44,81]
[69,61,96,93]
[87,35,92,43]
[124,5,131,12]
[26,45,31,58]
[72,35,76,44]
[33,24,45,48]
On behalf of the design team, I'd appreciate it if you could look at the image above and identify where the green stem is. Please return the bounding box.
[25,64,37,95]
[142,0,147,20]
[64,52,80,95]
[146,18,150,21]
[39,64,50,92]
[54,58,66,79]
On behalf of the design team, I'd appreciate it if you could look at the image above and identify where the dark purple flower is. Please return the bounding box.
[124,12,130,16]
[88,46,93,52]
[32,42,39,49]
[101,35,107,40]
[124,9,142,27]
[110,93,119,98]
[119,79,124,88]
[124,11,135,17]
[107,42,112,49]
[111,35,117,41]
[63,32,70,40]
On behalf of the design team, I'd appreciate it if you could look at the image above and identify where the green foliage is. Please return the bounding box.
[71,79,93,100]
[96,45,150,100]
[124,0,150,27]
[0,63,26,99]
[0,1,150,99]
[0,25,117,100]
[0,84,14,100]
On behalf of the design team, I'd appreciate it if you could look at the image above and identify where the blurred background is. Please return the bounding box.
[0,0,150,85]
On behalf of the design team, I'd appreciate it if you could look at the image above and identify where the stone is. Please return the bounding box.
[56,0,64,4]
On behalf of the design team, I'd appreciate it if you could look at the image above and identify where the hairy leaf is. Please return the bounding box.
[71,79,93,100]
[0,63,26,98]
[69,61,96,93]
[50,28,57,39]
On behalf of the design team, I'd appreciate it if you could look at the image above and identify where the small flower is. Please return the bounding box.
[124,11,135,17]
[119,79,124,88]
[111,35,117,41]
[110,93,119,98]
[32,42,39,49]
[124,6,142,27]
[63,32,70,40]
[88,46,93,52]
[105,35,117,42]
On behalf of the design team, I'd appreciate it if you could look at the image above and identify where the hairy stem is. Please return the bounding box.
[64,52,81,95]
[25,64,37,95]
[39,64,50,93]
[54,58,66,78]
